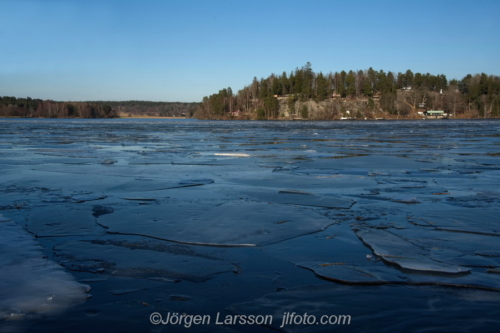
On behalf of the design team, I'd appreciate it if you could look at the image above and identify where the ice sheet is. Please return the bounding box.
[2,119,500,331]
[230,285,500,332]
[355,228,469,274]
[97,202,336,246]
[53,238,236,282]
[0,218,90,320]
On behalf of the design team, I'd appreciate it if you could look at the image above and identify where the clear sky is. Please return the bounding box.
[1,0,499,102]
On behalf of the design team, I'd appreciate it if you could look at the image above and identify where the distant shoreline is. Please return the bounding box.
[119,116,188,119]
[3,116,500,121]
[0,115,188,119]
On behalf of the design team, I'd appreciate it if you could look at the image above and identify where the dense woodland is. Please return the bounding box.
[87,101,197,118]
[0,97,118,118]
[0,98,197,118]
[196,63,500,120]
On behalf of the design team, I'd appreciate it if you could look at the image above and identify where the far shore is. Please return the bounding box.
[119,116,188,119]
[2,114,499,120]
[0,115,188,119]
[118,112,187,119]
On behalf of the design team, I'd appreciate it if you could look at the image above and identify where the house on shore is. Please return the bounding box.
[230,110,241,117]
[422,110,449,119]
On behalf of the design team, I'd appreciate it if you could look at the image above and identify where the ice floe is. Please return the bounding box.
[0,218,90,320]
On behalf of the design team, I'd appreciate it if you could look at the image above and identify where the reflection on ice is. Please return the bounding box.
[431,249,499,268]
[242,189,354,209]
[0,218,90,320]
[54,239,235,282]
[27,206,97,237]
[70,193,107,203]
[356,228,469,274]
[97,202,336,246]
[230,285,500,332]
[214,153,250,157]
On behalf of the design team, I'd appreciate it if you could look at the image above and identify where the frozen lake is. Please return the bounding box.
[1,118,500,332]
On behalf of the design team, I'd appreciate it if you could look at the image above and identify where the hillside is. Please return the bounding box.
[195,63,500,120]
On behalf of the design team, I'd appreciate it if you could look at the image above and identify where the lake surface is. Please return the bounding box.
[1,119,500,332]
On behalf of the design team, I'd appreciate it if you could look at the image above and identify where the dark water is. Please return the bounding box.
[1,119,500,332]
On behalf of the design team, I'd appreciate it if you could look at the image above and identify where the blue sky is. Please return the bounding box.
[1,0,499,102]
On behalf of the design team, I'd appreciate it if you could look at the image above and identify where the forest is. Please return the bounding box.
[87,101,198,118]
[0,98,117,118]
[195,63,500,120]
[0,98,197,118]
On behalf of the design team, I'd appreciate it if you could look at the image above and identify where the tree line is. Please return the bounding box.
[195,63,500,119]
[0,97,118,118]
[0,97,198,118]
[90,101,198,117]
